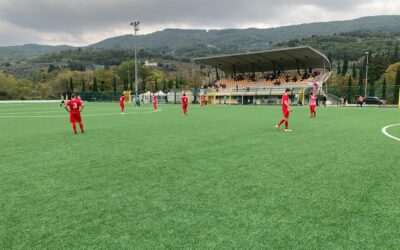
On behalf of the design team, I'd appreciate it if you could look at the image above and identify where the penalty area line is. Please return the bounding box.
[381,124,400,142]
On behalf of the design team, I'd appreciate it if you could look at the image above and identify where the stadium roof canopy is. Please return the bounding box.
[193,46,331,74]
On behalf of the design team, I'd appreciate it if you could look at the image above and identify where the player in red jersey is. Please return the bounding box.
[309,92,317,118]
[119,94,125,114]
[153,95,157,111]
[276,88,292,132]
[65,94,84,134]
[181,93,189,116]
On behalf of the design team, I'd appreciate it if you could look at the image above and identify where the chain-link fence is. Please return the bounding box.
[63,84,400,106]
[326,85,400,105]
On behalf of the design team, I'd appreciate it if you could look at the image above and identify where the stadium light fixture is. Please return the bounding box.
[130,21,140,104]
[365,52,369,98]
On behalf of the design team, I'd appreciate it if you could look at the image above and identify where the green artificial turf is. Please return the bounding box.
[0,103,400,249]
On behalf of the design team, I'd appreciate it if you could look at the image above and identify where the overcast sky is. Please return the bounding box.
[0,0,399,46]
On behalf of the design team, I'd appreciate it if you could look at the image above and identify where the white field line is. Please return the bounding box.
[0,107,155,114]
[381,124,400,142]
[0,110,161,118]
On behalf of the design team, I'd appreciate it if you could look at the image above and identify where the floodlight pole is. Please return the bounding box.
[365,52,369,97]
[131,21,140,103]
[127,70,131,91]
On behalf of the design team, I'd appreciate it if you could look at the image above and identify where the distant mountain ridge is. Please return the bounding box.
[0,44,74,61]
[1,15,400,61]
[88,15,400,51]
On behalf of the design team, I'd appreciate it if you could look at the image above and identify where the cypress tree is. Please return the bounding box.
[81,78,85,92]
[347,76,352,104]
[352,63,357,78]
[175,76,180,89]
[358,68,364,96]
[337,62,341,75]
[342,53,348,76]
[394,67,400,104]
[369,53,386,82]
[113,76,117,92]
[141,81,146,92]
[93,76,98,92]
[382,77,387,100]
[163,77,167,91]
[69,77,74,92]
[369,80,375,97]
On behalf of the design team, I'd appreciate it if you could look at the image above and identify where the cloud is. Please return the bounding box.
[0,0,398,46]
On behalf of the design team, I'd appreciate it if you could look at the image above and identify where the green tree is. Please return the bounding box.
[139,66,150,92]
[369,80,375,96]
[347,76,352,103]
[141,79,146,92]
[168,79,174,90]
[327,52,332,63]
[93,76,98,92]
[130,77,134,92]
[358,67,364,95]
[382,77,387,100]
[352,63,357,78]
[81,78,86,92]
[369,53,386,82]
[69,77,74,92]
[113,76,117,92]
[392,42,399,64]
[117,61,134,89]
[394,67,400,104]
[162,77,167,91]
[342,53,348,76]
[337,62,341,75]
[123,81,127,91]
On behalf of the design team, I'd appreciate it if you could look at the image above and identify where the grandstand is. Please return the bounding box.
[194,46,332,105]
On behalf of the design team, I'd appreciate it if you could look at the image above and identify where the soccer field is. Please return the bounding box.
[1,103,399,249]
